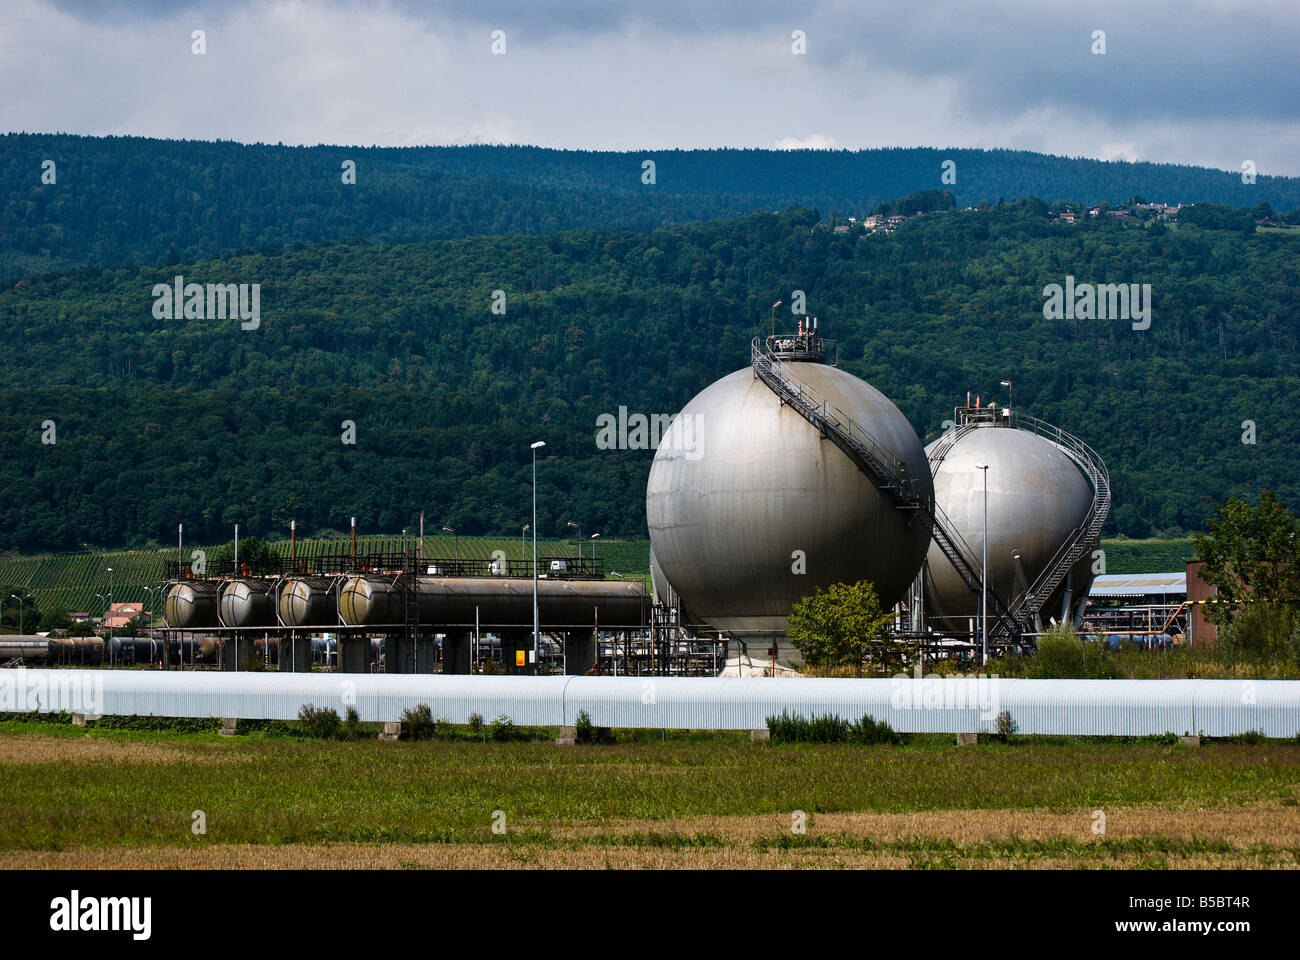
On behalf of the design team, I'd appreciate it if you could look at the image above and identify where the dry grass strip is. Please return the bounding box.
[0,734,243,766]
[2,843,1295,870]
[546,805,1300,847]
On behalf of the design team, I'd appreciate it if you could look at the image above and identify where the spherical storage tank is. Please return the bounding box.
[924,423,1095,626]
[646,354,933,642]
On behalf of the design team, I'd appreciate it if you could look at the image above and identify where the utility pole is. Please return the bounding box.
[531,441,546,673]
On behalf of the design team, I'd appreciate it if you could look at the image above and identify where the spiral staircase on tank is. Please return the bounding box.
[927,407,1111,637]
[750,337,1021,643]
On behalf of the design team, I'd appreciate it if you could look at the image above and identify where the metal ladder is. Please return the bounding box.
[997,412,1111,632]
[750,338,1020,640]
[403,545,419,672]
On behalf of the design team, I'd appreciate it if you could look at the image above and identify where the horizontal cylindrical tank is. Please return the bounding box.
[108,636,166,662]
[278,577,338,627]
[647,362,933,640]
[217,578,277,628]
[0,637,48,660]
[338,576,651,629]
[925,424,1095,625]
[163,581,219,628]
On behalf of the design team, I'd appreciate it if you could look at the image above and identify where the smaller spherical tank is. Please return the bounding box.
[163,581,219,629]
[216,578,277,627]
[925,424,1096,625]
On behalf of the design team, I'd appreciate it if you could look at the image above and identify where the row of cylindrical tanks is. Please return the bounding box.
[0,635,207,665]
[162,575,651,630]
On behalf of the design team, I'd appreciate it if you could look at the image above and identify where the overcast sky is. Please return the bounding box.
[3,0,1298,174]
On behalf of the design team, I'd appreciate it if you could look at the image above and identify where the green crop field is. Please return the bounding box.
[0,534,1192,624]
[0,720,1296,869]
[0,535,653,620]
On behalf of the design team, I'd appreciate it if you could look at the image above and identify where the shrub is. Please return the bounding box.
[340,706,363,741]
[400,703,436,741]
[468,712,484,737]
[575,709,594,744]
[850,714,901,745]
[297,704,341,739]
[995,710,1019,738]
[1031,625,1085,678]
[489,714,517,742]
[767,711,849,744]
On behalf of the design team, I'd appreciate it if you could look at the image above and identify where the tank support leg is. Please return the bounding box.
[416,634,438,673]
[386,635,412,674]
[279,633,311,673]
[339,634,370,673]
[564,629,596,676]
[442,630,471,675]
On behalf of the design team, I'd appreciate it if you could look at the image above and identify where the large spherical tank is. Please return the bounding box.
[646,364,933,639]
[163,581,219,628]
[924,425,1095,624]
[216,578,277,627]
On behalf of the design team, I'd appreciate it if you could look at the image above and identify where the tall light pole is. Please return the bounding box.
[1000,380,1012,418]
[143,586,158,638]
[590,533,600,566]
[107,566,114,654]
[442,526,457,561]
[95,593,108,666]
[531,441,546,672]
[521,524,529,570]
[9,594,23,635]
[566,520,582,561]
[975,463,989,665]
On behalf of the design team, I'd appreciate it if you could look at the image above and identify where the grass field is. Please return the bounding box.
[2,720,1297,869]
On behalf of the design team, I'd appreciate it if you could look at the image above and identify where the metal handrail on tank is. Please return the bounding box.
[948,405,1111,637]
[751,337,1020,640]
[1001,411,1111,630]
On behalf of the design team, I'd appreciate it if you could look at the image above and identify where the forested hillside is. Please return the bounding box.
[2,200,1296,551]
[4,134,1299,279]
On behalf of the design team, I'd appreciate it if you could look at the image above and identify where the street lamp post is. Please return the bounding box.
[974,463,990,665]
[8,594,23,635]
[442,526,457,563]
[107,567,114,666]
[95,593,108,666]
[566,520,582,562]
[1000,380,1012,417]
[531,441,546,672]
[521,524,529,572]
[590,533,600,566]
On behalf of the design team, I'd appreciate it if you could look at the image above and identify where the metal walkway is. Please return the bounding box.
[925,408,1111,637]
[750,337,1020,641]
[997,411,1111,631]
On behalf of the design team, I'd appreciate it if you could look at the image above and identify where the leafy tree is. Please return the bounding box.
[209,536,275,569]
[38,607,72,632]
[787,580,896,674]
[0,587,38,633]
[1193,491,1300,661]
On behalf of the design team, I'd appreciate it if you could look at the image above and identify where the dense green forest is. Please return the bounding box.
[2,194,1297,552]
[4,134,1300,279]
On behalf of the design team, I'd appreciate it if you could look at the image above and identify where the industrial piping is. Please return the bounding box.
[4,670,1297,738]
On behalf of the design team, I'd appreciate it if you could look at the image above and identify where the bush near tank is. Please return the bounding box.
[786,580,899,675]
